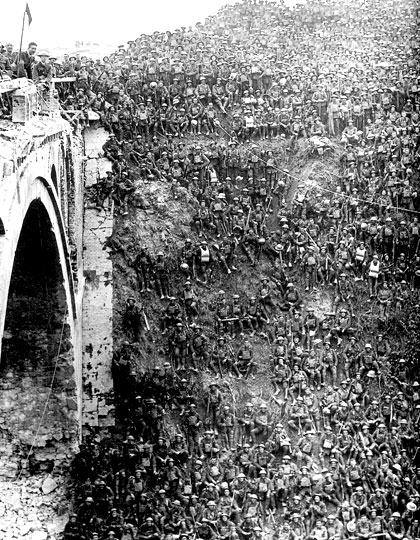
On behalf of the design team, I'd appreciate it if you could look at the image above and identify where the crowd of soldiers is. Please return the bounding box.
[7,0,416,539]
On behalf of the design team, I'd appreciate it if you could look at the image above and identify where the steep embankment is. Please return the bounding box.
[108,137,340,433]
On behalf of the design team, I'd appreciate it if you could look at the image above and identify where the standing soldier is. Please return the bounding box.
[303,307,319,351]
[96,171,115,210]
[396,220,410,258]
[381,217,396,258]
[153,251,170,300]
[320,340,338,387]
[333,273,354,315]
[367,254,380,298]
[377,281,393,320]
[189,324,209,371]
[170,322,189,370]
[342,336,360,379]
[196,240,212,283]
[237,402,254,445]
[302,246,318,292]
[123,298,147,343]
[206,382,222,430]
[217,405,236,449]
[134,247,153,293]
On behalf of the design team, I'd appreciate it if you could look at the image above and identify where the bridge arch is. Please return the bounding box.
[0,174,81,467]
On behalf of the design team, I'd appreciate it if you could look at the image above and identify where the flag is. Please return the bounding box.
[25,3,32,25]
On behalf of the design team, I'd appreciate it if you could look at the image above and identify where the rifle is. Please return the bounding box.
[244,208,252,232]
[265,196,273,214]
[217,355,223,379]
[142,311,150,332]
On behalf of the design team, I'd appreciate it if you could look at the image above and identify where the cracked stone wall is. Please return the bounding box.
[81,127,115,430]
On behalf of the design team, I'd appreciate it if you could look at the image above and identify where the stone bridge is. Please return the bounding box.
[0,83,114,477]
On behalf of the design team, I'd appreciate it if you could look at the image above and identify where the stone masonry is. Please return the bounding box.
[81,127,115,429]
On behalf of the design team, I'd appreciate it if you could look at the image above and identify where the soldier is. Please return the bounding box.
[171,322,190,370]
[272,356,291,397]
[320,340,338,387]
[134,247,153,293]
[189,324,209,371]
[211,335,230,377]
[367,254,381,298]
[123,298,146,343]
[217,405,235,449]
[320,386,339,429]
[179,238,196,276]
[357,343,379,377]
[182,280,199,320]
[251,403,273,444]
[281,282,302,313]
[302,349,321,390]
[161,297,182,334]
[288,396,311,432]
[216,297,232,336]
[377,282,393,320]
[303,307,319,350]
[302,246,318,292]
[206,382,222,430]
[354,241,368,280]
[237,339,256,379]
[317,245,334,285]
[342,336,360,379]
[333,273,354,315]
[96,171,115,209]
[230,294,245,336]
[196,240,212,283]
[296,430,316,469]
[153,251,170,300]
[396,220,410,258]
[381,217,396,258]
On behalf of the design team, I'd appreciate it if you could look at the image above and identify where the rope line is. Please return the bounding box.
[214,118,420,216]
[15,313,67,481]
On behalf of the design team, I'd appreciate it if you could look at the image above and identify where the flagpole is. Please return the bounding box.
[17,7,27,76]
